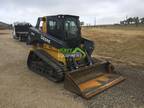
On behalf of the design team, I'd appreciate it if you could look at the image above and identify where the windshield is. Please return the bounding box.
[64,19,78,38]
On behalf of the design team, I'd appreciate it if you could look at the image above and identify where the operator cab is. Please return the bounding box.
[36,15,81,47]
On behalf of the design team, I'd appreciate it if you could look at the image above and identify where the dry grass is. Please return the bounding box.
[82,27,144,67]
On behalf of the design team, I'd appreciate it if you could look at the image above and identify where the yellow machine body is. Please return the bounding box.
[33,44,66,65]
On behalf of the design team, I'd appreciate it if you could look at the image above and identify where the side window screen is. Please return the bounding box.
[49,20,56,30]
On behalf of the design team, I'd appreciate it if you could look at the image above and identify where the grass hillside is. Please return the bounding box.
[82,26,144,67]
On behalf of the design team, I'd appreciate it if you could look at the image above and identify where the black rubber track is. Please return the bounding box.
[27,50,64,82]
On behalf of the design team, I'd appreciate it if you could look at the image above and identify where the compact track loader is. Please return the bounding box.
[27,15,125,99]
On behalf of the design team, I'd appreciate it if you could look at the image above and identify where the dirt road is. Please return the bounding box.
[0,30,85,108]
[0,29,144,108]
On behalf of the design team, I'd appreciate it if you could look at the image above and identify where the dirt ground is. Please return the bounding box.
[0,29,144,108]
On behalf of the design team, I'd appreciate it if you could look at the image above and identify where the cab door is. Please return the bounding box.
[47,17,64,40]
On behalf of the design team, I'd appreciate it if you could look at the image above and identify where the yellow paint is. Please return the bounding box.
[78,75,110,91]
[96,75,109,82]
[42,17,47,33]
[34,44,66,64]
[79,80,101,91]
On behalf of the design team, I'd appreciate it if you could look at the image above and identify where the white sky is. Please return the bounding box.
[0,0,144,25]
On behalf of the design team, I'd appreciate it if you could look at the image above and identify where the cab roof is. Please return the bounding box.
[44,14,79,19]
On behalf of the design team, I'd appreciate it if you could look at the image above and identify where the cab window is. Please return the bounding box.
[64,19,78,38]
[48,20,56,30]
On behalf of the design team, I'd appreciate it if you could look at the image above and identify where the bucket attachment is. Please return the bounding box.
[64,62,125,99]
